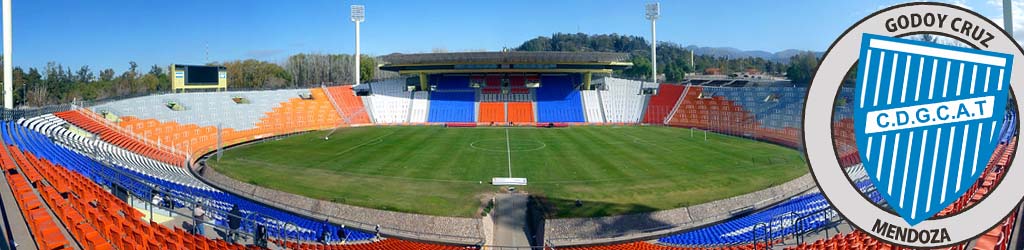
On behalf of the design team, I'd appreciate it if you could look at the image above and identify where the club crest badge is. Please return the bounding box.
[804,2,1024,248]
[854,34,1010,226]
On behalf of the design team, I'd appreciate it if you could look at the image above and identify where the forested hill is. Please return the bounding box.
[514,33,820,84]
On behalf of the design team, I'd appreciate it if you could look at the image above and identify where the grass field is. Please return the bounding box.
[209,126,807,218]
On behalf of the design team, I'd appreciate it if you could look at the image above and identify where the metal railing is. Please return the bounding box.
[75,107,191,165]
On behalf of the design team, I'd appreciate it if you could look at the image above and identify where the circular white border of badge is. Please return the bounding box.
[805,2,1023,248]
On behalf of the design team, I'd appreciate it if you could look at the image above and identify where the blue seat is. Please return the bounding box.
[5,121,376,243]
[428,91,476,122]
[536,76,585,122]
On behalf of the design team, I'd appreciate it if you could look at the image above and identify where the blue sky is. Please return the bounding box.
[1,0,1017,73]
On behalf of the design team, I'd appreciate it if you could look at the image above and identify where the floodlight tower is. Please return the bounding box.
[351,5,365,86]
[1003,0,1013,36]
[3,0,12,109]
[645,2,659,83]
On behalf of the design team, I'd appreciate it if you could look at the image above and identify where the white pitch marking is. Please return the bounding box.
[887,133,901,195]
[505,128,513,177]
[900,55,911,103]
[911,130,928,219]
[861,50,873,108]
[926,127,943,212]
[887,55,900,105]
[941,126,957,204]
[874,51,887,107]
[899,131,914,207]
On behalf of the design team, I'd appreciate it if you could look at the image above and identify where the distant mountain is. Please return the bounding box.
[683,46,822,63]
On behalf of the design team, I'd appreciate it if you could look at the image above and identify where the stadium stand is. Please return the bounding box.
[90,89,299,131]
[273,238,476,250]
[6,116,379,245]
[76,88,345,158]
[784,111,1019,250]
[666,86,803,148]
[364,79,412,124]
[54,110,187,166]
[428,76,477,122]
[409,91,431,123]
[478,102,505,123]
[481,76,502,94]
[656,165,882,248]
[479,93,531,102]
[657,193,838,247]
[20,114,213,192]
[325,85,372,125]
[255,88,341,132]
[434,75,474,91]
[507,102,535,123]
[581,90,605,123]
[509,76,532,94]
[478,89,535,124]
[2,146,71,250]
[536,75,585,123]
[642,84,686,124]
[551,241,778,250]
[1,132,250,249]
[4,71,1013,250]
[429,91,476,123]
[598,78,646,123]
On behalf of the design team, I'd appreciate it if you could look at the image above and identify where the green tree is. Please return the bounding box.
[785,52,819,85]
[223,59,291,89]
[76,66,93,83]
[360,55,376,82]
[663,62,686,82]
[99,68,115,81]
[148,64,164,77]
[622,56,651,80]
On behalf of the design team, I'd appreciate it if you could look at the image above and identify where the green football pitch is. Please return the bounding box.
[209,126,807,218]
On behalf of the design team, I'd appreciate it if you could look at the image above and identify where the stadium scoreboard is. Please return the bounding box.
[171,64,228,92]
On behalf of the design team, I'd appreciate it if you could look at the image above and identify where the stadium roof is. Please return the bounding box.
[378,51,632,74]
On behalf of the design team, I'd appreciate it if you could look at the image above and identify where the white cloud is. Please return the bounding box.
[952,0,974,9]
[985,0,1024,40]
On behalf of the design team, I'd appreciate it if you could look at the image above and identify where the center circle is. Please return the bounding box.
[469,139,546,152]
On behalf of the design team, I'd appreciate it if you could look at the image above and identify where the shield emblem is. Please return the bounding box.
[854,34,1011,226]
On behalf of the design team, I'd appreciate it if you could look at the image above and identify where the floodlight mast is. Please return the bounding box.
[351,5,365,86]
[646,2,659,84]
[1003,0,1013,35]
